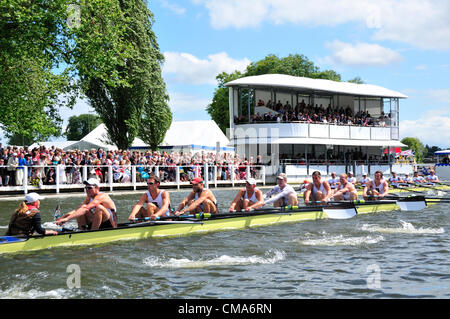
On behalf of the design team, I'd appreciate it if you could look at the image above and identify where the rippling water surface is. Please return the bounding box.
[0,187,449,299]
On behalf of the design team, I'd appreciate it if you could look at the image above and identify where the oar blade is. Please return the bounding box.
[322,203,357,219]
[396,196,427,211]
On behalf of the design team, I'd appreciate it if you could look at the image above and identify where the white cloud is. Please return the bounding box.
[163,52,250,85]
[195,0,450,50]
[325,41,403,66]
[160,0,186,15]
[168,92,211,114]
[400,109,450,147]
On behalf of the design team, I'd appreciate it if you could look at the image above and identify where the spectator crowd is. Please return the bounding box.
[234,99,390,127]
[0,143,263,188]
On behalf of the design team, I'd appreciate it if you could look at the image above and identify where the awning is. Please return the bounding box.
[226,74,407,99]
[435,150,450,155]
[232,137,406,147]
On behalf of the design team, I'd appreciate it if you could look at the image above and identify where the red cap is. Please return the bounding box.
[191,177,203,185]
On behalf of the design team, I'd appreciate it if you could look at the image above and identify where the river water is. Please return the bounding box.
[0,187,449,299]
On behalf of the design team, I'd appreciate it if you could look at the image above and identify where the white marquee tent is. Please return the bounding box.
[31,121,233,152]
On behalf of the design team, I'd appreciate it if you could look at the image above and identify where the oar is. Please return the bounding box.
[387,194,450,203]
[321,202,357,219]
[126,220,204,227]
[175,203,357,220]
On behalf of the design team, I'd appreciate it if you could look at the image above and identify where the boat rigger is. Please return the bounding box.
[0,195,445,254]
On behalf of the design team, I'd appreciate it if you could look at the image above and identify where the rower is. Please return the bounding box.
[332,173,358,201]
[264,173,298,207]
[358,173,371,188]
[228,178,264,212]
[425,170,439,184]
[174,177,218,216]
[128,174,171,221]
[363,170,389,200]
[56,178,117,230]
[388,172,403,188]
[347,172,356,185]
[6,193,58,236]
[327,172,340,192]
[412,171,424,184]
[303,171,332,205]
[403,173,413,185]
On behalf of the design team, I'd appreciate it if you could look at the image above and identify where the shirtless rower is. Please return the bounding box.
[56,178,117,230]
[363,171,389,200]
[332,173,358,201]
[128,174,171,221]
[228,178,264,212]
[303,171,332,205]
[174,177,218,216]
[264,173,298,207]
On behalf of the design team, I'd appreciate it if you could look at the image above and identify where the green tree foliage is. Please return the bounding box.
[347,76,365,84]
[71,0,170,149]
[401,137,426,163]
[207,54,343,133]
[0,0,75,141]
[1,0,171,149]
[65,114,103,140]
[424,145,442,159]
[206,71,243,134]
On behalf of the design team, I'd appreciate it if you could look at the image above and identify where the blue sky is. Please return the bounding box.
[5,0,450,148]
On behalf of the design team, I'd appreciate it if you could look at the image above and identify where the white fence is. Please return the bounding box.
[0,164,266,194]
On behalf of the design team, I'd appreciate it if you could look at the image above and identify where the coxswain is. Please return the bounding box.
[363,171,389,200]
[332,173,358,201]
[128,174,171,221]
[228,178,264,212]
[264,173,298,207]
[56,178,117,230]
[6,193,58,236]
[174,177,218,216]
[303,171,332,205]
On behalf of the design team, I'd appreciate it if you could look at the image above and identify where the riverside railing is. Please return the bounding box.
[0,164,266,194]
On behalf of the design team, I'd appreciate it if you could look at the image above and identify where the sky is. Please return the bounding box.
[4,0,450,148]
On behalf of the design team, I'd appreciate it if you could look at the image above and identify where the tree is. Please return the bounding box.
[7,133,35,147]
[138,75,172,150]
[207,54,343,133]
[206,71,243,134]
[0,0,75,141]
[71,0,169,149]
[401,137,426,163]
[347,76,364,84]
[65,114,103,140]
